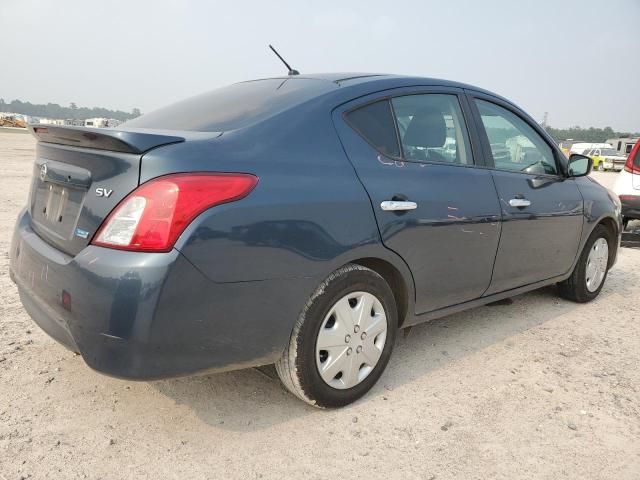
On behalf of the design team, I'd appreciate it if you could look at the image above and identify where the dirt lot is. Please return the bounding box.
[1,130,639,479]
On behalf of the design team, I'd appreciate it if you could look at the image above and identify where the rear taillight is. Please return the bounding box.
[92,173,258,252]
[624,142,640,174]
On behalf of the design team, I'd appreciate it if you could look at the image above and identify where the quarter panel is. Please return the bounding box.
[140,108,390,284]
[573,176,622,263]
[11,208,322,378]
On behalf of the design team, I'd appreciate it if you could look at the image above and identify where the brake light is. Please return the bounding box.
[92,173,258,252]
[624,142,640,174]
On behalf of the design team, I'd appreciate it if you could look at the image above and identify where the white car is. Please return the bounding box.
[613,141,640,229]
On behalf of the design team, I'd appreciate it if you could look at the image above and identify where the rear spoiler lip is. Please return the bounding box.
[28,124,188,154]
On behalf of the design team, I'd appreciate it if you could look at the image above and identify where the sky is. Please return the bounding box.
[1,0,639,131]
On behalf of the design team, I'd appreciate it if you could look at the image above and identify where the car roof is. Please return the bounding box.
[246,72,490,91]
[126,73,516,134]
[239,72,505,105]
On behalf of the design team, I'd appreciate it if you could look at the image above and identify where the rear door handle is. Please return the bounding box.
[509,198,531,208]
[380,200,418,211]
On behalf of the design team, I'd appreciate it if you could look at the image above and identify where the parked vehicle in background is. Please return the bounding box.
[570,142,604,155]
[585,146,627,171]
[571,143,626,171]
[613,141,640,229]
[558,140,575,158]
[9,74,622,407]
[84,118,108,128]
[607,137,639,157]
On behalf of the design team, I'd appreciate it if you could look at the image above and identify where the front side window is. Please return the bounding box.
[391,94,472,164]
[475,99,558,175]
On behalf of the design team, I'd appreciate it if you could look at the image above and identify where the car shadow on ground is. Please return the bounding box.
[151,270,627,433]
[622,222,640,248]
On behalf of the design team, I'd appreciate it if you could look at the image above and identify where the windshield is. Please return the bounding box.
[123,78,334,132]
[600,148,620,156]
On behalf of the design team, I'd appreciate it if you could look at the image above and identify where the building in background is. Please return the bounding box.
[84,118,122,128]
[36,118,65,125]
[1,112,124,129]
[64,119,85,127]
[606,137,639,156]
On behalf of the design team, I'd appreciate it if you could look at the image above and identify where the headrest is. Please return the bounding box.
[402,107,446,148]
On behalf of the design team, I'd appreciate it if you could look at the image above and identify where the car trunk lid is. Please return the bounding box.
[27,125,186,256]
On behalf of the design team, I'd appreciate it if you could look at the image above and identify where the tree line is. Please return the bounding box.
[543,125,639,143]
[2,97,637,141]
[0,98,141,122]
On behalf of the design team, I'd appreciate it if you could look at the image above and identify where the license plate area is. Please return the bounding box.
[42,183,71,224]
[29,158,92,244]
[32,181,86,241]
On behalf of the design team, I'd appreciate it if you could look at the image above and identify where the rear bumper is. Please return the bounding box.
[612,164,624,171]
[602,160,625,171]
[620,194,640,220]
[10,209,314,380]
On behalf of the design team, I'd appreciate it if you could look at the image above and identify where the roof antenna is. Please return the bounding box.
[268,44,300,76]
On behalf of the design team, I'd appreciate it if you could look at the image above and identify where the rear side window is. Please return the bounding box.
[391,94,472,164]
[345,100,401,158]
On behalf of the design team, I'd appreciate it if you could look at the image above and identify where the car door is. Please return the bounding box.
[593,148,604,169]
[333,88,502,315]
[467,93,584,295]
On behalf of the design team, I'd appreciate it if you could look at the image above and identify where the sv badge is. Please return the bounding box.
[95,187,113,198]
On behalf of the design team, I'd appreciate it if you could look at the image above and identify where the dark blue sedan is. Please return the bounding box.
[10,74,621,407]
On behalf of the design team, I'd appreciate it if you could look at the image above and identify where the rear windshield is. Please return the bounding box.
[124,78,334,132]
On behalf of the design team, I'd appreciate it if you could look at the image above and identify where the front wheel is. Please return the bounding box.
[276,264,397,408]
[558,225,612,302]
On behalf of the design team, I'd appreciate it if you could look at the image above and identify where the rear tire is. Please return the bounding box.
[558,225,612,303]
[276,264,397,408]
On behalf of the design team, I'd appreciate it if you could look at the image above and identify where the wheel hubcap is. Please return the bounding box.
[585,238,609,292]
[315,291,388,390]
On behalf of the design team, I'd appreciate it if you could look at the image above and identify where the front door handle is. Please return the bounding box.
[509,198,531,208]
[380,200,418,211]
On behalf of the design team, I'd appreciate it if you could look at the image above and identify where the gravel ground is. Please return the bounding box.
[1,130,639,479]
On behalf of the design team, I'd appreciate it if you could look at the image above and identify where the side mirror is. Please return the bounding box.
[568,154,592,177]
